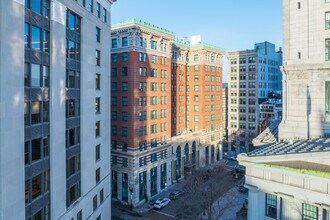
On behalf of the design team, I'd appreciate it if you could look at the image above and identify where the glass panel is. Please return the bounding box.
[31,0,41,14]
[31,26,41,50]
[32,174,42,199]
[31,64,41,87]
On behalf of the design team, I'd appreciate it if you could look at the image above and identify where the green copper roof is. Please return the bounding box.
[112,18,175,36]
[191,43,225,52]
[173,40,225,53]
[173,40,191,47]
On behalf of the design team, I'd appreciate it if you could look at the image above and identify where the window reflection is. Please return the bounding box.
[31,26,41,50]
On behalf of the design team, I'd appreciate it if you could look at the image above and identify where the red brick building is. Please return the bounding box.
[111,19,224,206]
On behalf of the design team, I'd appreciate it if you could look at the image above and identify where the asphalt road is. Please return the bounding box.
[112,160,246,220]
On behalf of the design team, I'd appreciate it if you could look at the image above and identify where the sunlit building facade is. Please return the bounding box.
[110,19,224,207]
[0,0,114,219]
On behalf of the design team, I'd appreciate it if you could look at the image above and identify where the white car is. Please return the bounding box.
[153,198,171,209]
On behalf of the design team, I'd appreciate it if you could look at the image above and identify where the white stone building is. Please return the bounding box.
[239,1,330,220]
[239,140,330,220]
[0,0,114,219]
[280,0,330,139]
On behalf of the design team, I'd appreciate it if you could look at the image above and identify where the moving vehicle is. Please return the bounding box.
[154,198,171,209]
[169,190,184,200]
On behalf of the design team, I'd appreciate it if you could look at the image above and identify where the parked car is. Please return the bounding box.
[149,199,156,206]
[154,198,171,209]
[169,190,184,200]
[239,186,248,193]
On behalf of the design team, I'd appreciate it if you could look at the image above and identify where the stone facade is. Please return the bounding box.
[280,0,330,140]
[239,146,330,220]
[0,0,114,219]
[110,19,224,207]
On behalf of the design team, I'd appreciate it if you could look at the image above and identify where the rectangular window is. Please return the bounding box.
[122,37,128,46]
[96,144,100,161]
[96,168,100,183]
[31,101,41,124]
[111,111,117,121]
[122,67,128,76]
[96,27,100,42]
[302,203,318,220]
[265,194,277,219]
[96,74,100,90]
[93,195,98,211]
[95,121,100,137]
[112,54,118,62]
[88,0,93,12]
[122,158,128,167]
[151,55,157,63]
[326,39,330,61]
[326,12,330,29]
[96,2,100,18]
[326,82,330,115]
[112,39,117,48]
[122,82,128,91]
[122,97,128,106]
[151,40,157,50]
[122,112,128,121]
[100,189,104,203]
[122,127,128,137]
[102,8,107,23]
[111,68,117,77]
[31,64,41,87]
[111,97,117,106]
[96,50,101,66]
[122,52,128,62]
[31,25,41,50]
[111,82,117,91]
[95,97,100,113]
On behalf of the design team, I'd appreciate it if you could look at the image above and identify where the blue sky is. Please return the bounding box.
[111,0,282,82]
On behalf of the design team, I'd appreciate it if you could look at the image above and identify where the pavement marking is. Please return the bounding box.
[153,210,176,219]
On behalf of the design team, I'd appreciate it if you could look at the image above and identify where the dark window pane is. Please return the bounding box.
[32,174,42,199]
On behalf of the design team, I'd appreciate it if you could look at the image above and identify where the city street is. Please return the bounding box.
[112,160,247,220]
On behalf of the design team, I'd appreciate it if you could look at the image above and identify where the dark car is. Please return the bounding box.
[169,190,184,200]
[149,199,156,206]
[239,186,248,193]
[235,165,245,174]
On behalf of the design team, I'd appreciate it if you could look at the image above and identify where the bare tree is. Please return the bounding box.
[175,162,237,220]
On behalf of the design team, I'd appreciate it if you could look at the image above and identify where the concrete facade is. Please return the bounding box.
[110,19,224,207]
[0,0,114,219]
[238,141,330,220]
